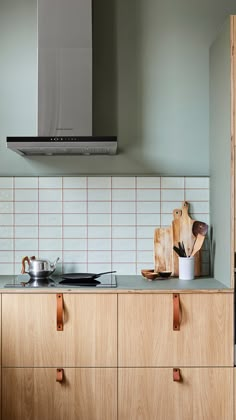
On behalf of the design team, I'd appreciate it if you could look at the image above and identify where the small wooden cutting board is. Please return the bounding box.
[154,227,173,273]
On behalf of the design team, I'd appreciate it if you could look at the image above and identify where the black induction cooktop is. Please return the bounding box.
[4,273,117,288]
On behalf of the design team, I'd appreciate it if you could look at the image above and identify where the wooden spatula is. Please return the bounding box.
[190,234,205,257]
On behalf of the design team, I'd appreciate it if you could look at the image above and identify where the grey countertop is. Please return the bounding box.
[0,274,232,293]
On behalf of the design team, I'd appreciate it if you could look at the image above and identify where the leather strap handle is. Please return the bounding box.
[173,368,181,382]
[56,368,64,382]
[173,293,181,331]
[56,294,64,331]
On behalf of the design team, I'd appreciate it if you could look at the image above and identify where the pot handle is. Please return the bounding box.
[21,255,36,274]
[21,256,30,274]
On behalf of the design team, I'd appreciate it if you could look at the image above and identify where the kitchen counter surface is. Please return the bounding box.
[0,275,232,293]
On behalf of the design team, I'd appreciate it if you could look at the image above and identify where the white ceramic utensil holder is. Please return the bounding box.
[178,257,195,280]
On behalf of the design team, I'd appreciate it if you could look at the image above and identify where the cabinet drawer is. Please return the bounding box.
[119,367,233,420]
[118,293,233,366]
[2,367,117,420]
[2,293,117,367]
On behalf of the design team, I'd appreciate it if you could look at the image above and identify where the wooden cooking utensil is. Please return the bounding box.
[192,221,208,237]
[190,234,205,257]
[191,220,208,257]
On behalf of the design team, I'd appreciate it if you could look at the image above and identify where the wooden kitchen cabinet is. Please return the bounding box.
[2,367,117,420]
[118,368,233,420]
[2,293,117,367]
[118,293,233,367]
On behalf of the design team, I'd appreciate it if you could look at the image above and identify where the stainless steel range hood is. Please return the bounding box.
[6,0,117,156]
[7,137,117,156]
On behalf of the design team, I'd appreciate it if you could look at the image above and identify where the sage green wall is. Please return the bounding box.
[209,18,231,287]
[0,0,236,175]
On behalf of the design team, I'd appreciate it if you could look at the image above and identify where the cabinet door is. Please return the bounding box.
[118,293,233,366]
[119,368,233,420]
[2,367,117,420]
[2,293,117,367]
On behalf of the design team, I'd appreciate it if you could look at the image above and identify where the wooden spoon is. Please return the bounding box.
[190,234,205,257]
[192,221,208,237]
[190,220,208,257]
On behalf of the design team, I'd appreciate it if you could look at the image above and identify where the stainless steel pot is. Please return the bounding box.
[21,256,60,278]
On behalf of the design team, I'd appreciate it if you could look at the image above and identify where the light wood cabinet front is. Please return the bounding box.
[118,293,233,366]
[2,293,117,367]
[2,367,117,420]
[119,368,233,420]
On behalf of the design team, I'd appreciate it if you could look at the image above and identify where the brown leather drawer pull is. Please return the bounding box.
[56,368,64,382]
[56,294,64,331]
[173,293,181,331]
[173,368,181,382]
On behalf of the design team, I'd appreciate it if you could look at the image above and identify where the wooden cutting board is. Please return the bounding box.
[172,201,201,276]
[172,208,182,276]
[154,227,173,273]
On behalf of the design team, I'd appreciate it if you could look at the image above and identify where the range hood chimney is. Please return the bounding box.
[7,0,117,156]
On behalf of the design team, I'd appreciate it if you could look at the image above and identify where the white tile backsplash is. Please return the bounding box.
[15,177,38,188]
[0,226,13,238]
[112,226,136,239]
[63,213,87,226]
[0,190,13,201]
[15,239,38,251]
[63,238,87,251]
[0,251,14,262]
[88,226,111,238]
[112,189,135,201]
[185,177,209,189]
[16,214,39,225]
[112,213,136,226]
[39,226,62,239]
[15,202,38,214]
[39,202,62,213]
[88,189,111,201]
[63,226,87,238]
[88,251,111,263]
[15,189,38,202]
[63,251,87,263]
[88,201,111,214]
[0,202,13,213]
[88,177,111,188]
[137,189,160,201]
[137,202,160,214]
[88,213,111,226]
[39,189,62,202]
[0,214,13,225]
[161,189,185,201]
[185,189,210,201]
[112,238,136,251]
[137,177,161,188]
[112,201,135,213]
[0,176,210,275]
[39,213,62,226]
[63,189,87,201]
[0,177,13,188]
[161,177,185,189]
[39,177,62,189]
[63,177,86,188]
[15,226,38,238]
[112,177,135,188]
[63,201,87,213]
[137,214,160,226]
[88,238,111,251]
[0,239,13,251]
[39,238,62,251]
